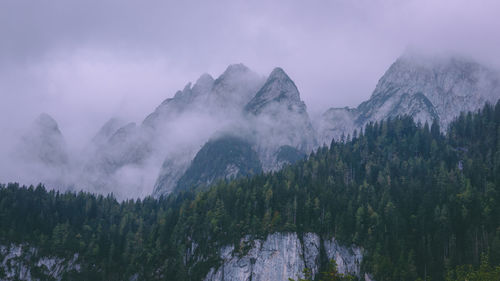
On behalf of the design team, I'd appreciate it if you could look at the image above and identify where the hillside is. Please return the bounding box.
[1,101,499,280]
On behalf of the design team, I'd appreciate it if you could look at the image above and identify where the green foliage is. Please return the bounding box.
[277,145,307,165]
[289,260,356,281]
[176,135,262,191]
[446,254,500,281]
[320,259,356,281]
[0,101,499,280]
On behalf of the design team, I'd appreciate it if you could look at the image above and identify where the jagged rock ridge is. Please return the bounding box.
[318,53,500,145]
[14,53,500,198]
[153,66,315,196]
[21,113,68,167]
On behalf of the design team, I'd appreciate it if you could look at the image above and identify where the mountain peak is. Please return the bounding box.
[195,73,214,85]
[268,67,289,80]
[223,63,250,75]
[21,113,68,166]
[192,73,214,94]
[355,52,500,129]
[245,67,301,115]
[34,113,61,134]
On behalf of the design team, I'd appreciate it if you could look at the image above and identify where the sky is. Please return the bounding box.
[1,0,500,148]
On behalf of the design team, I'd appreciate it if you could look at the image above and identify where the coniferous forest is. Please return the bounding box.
[1,101,500,280]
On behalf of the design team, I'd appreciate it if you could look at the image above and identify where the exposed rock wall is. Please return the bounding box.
[0,244,80,281]
[203,233,367,281]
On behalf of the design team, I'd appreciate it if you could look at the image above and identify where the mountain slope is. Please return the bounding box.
[245,67,317,171]
[153,67,315,196]
[1,101,499,280]
[11,53,500,199]
[20,113,68,167]
[175,135,262,191]
[318,53,500,144]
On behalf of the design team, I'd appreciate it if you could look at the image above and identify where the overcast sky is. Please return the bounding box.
[1,0,500,147]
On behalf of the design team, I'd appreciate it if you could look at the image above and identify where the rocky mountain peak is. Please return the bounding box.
[34,113,61,135]
[20,113,68,167]
[356,53,500,128]
[209,63,264,110]
[319,53,500,145]
[222,63,251,76]
[91,118,126,146]
[245,67,302,115]
[268,67,290,80]
[193,73,215,93]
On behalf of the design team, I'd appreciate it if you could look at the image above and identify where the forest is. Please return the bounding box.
[1,101,500,280]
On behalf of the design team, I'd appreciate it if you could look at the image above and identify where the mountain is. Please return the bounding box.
[143,64,263,130]
[20,113,68,167]
[9,113,71,189]
[316,107,357,145]
[90,118,126,147]
[318,53,500,144]
[2,101,499,280]
[245,67,317,171]
[153,67,315,196]
[175,135,262,191]
[11,53,500,198]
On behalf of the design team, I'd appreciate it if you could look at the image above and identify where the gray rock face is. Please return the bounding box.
[151,65,265,196]
[324,237,363,276]
[10,113,71,190]
[245,68,317,172]
[317,53,500,145]
[0,244,80,281]
[203,233,366,281]
[357,54,500,128]
[152,149,196,197]
[90,117,126,146]
[21,113,68,167]
[316,107,357,145]
[209,64,264,112]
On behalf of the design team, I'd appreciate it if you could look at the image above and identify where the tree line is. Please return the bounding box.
[1,101,500,280]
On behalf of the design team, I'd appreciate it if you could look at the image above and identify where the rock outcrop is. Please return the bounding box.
[0,244,80,281]
[317,53,500,144]
[245,68,317,172]
[203,233,366,281]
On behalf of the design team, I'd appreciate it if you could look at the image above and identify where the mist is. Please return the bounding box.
[1,0,500,198]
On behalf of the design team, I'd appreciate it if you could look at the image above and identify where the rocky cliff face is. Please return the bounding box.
[245,68,317,172]
[0,244,80,281]
[357,54,500,127]
[1,234,368,281]
[203,233,366,281]
[317,54,500,145]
